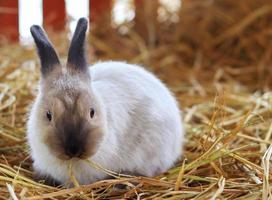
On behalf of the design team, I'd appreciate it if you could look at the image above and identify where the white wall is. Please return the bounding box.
[19,0,89,44]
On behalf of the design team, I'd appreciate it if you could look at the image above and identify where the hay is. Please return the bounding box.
[0,0,272,199]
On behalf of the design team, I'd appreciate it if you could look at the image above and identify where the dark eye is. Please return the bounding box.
[90,108,95,118]
[46,111,52,121]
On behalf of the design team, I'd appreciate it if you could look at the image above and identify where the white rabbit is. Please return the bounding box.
[27,18,184,186]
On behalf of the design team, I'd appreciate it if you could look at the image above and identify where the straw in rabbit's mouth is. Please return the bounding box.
[67,159,135,187]
[68,162,80,187]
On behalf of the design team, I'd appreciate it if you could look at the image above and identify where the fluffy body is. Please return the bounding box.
[27,61,184,185]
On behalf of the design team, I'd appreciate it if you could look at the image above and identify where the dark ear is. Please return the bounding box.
[67,18,88,71]
[30,25,60,76]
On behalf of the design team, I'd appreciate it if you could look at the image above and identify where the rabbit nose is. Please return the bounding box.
[65,143,84,158]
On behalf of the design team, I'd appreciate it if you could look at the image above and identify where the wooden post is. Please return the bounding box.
[43,0,66,31]
[89,0,112,23]
[134,0,145,37]
[0,0,19,42]
[134,0,159,46]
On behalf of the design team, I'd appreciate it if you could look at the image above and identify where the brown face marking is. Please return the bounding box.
[41,66,104,160]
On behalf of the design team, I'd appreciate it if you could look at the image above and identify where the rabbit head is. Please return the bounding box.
[30,18,106,161]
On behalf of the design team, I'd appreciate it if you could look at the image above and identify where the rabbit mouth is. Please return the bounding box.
[54,151,88,161]
[53,145,94,161]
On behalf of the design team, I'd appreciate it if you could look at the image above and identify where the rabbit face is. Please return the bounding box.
[30,18,106,160]
[39,69,104,160]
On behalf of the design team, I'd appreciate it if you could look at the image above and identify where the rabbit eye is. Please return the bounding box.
[46,111,52,121]
[90,108,95,118]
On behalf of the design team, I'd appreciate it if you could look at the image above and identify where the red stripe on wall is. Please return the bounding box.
[90,0,112,22]
[0,0,19,42]
[43,0,66,31]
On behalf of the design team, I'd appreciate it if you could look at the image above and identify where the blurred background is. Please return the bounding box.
[0,0,272,199]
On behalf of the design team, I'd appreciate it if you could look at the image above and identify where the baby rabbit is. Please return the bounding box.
[27,18,184,186]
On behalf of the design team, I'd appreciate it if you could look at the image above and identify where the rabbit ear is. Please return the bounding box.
[30,25,60,76]
[67,18,88,71]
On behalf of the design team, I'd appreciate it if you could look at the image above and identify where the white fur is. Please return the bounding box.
[27,61,184,185]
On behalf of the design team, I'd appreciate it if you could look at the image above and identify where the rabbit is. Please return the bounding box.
[27,18,184,186]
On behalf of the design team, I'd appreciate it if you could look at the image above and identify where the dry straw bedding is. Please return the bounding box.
[0,0,272,199]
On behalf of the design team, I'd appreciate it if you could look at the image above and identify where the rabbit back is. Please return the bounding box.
[90,61,184,177]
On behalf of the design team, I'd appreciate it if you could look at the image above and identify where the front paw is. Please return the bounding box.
[34,171,61,187]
